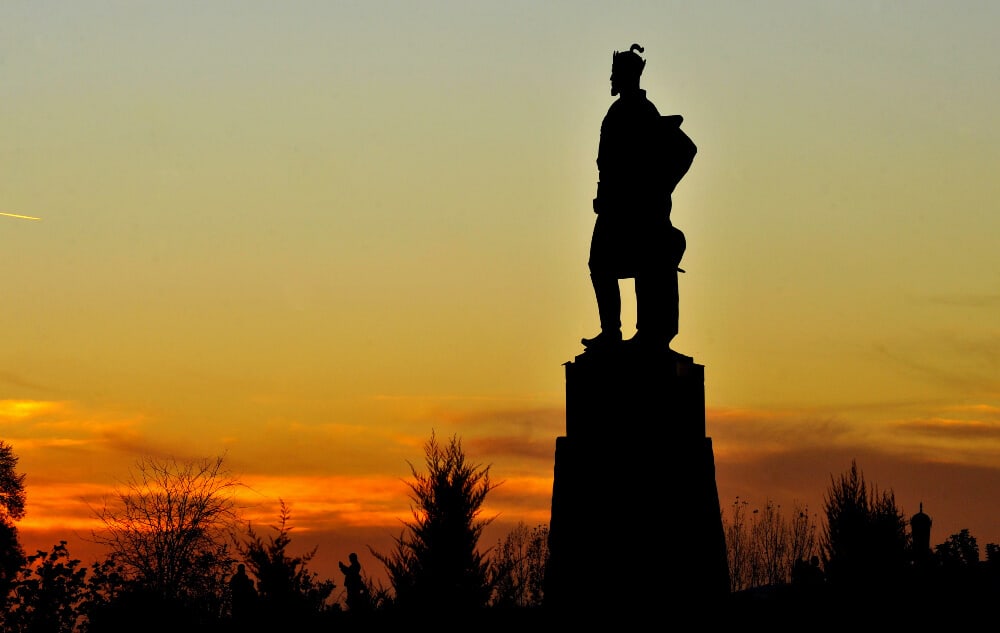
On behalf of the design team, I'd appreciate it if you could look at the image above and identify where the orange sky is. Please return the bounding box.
[4,2,1000,589]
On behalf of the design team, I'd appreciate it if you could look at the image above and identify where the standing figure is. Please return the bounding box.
[583,43,696,353]
[339,552,370,612]
[229,563,257,624]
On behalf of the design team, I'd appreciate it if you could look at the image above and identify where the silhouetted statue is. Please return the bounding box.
[339,552,369,612]
[229,563,257,623]
[582,43,696,353]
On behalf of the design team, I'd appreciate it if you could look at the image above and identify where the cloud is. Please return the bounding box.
[16,481,109,531]
[0,399,68,421]
[706,406,862,464]
[893,416,1000,440]
[873,329,1000,396]
[924,293,1000,308]
[433,405,565,433]
[0,371,49,392]
[466,434,558,464]
[236,474,413,530]
[1,399,154,473]
[392,402,565,465]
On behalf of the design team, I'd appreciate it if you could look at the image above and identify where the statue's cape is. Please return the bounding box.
[657,115,697,195]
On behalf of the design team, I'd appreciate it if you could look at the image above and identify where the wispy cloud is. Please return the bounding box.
[893,416,1000,440]
[0,371,49,392]
[924,293,1000,308]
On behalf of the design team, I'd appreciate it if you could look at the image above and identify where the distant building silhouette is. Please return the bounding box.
[910,502,932,566]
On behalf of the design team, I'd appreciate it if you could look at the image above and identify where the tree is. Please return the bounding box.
[5,541,88,633]
[821,460,908,593]
[90,455,240,620]
[987,543,999,566]
[751,500,788,587]
[925,528,996,601]
[788,503,820,569]
[0,441,27,608]
[488,522,548,608]
[935,528,979,568]
[723,497,818,592]
[370,432,498,613]
[236,499,337,626]
[78,557,129,632]
[724,497,752,592]
[0,440,26,523]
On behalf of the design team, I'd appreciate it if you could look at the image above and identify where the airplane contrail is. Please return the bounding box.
[1,212,41,220]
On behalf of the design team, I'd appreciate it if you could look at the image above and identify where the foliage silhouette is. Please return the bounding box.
[80,556,130,631]
[0,441,27,609]
[370,431,498,614]
[935,528,979,568]
[821,460,908,594]
[89,455,240,621]
[723,497,819,592]
[235,499,337,626]
[488,521,548,608]
[0,446,999,628]
[5,541,87,633]
[0,440,26,523]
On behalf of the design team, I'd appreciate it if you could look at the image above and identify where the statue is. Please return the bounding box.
[338,552,370,612]
[582,44,696,354]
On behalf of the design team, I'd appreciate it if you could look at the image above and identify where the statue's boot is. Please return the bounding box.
[632,268,679,352]
[582,275,622,349]
[582,330,622,349]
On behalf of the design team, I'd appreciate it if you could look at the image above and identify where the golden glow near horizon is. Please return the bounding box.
[4,2,1000,581]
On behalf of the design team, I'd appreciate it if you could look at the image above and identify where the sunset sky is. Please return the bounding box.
[3,1,1000,590]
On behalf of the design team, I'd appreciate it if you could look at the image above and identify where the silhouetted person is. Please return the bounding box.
[229,563,257,624]
[808,555,825,584]
[339,552,369,612]
[792,555,825,587]
[582,43,696,353]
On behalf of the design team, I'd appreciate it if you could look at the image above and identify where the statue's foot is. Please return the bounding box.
[581,330,622,349]
[626,331,667,347]
[626,332,689,360]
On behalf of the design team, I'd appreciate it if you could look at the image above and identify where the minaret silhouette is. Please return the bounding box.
[910,502,932,565]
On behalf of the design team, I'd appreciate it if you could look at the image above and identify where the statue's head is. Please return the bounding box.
[611,43,646,96]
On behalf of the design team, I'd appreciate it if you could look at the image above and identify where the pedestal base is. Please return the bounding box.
[544,345,729,612]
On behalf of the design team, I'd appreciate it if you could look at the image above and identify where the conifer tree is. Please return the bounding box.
[371,432,497,613]
[822,460,908,592]
[0,441,27,609]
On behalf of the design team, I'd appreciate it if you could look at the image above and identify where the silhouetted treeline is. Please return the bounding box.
[0,436,549,632]
[722,459,1000,625]
[2,438,998,631]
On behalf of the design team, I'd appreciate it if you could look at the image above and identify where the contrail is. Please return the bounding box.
[1,212,41,221]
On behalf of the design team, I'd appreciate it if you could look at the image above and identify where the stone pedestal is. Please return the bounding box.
[544,345,729,613]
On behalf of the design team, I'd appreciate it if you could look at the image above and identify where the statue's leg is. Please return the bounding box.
[634,269,677,348]
[594,274,622,334]
[582,274,622,347]
[665,267,679,342]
